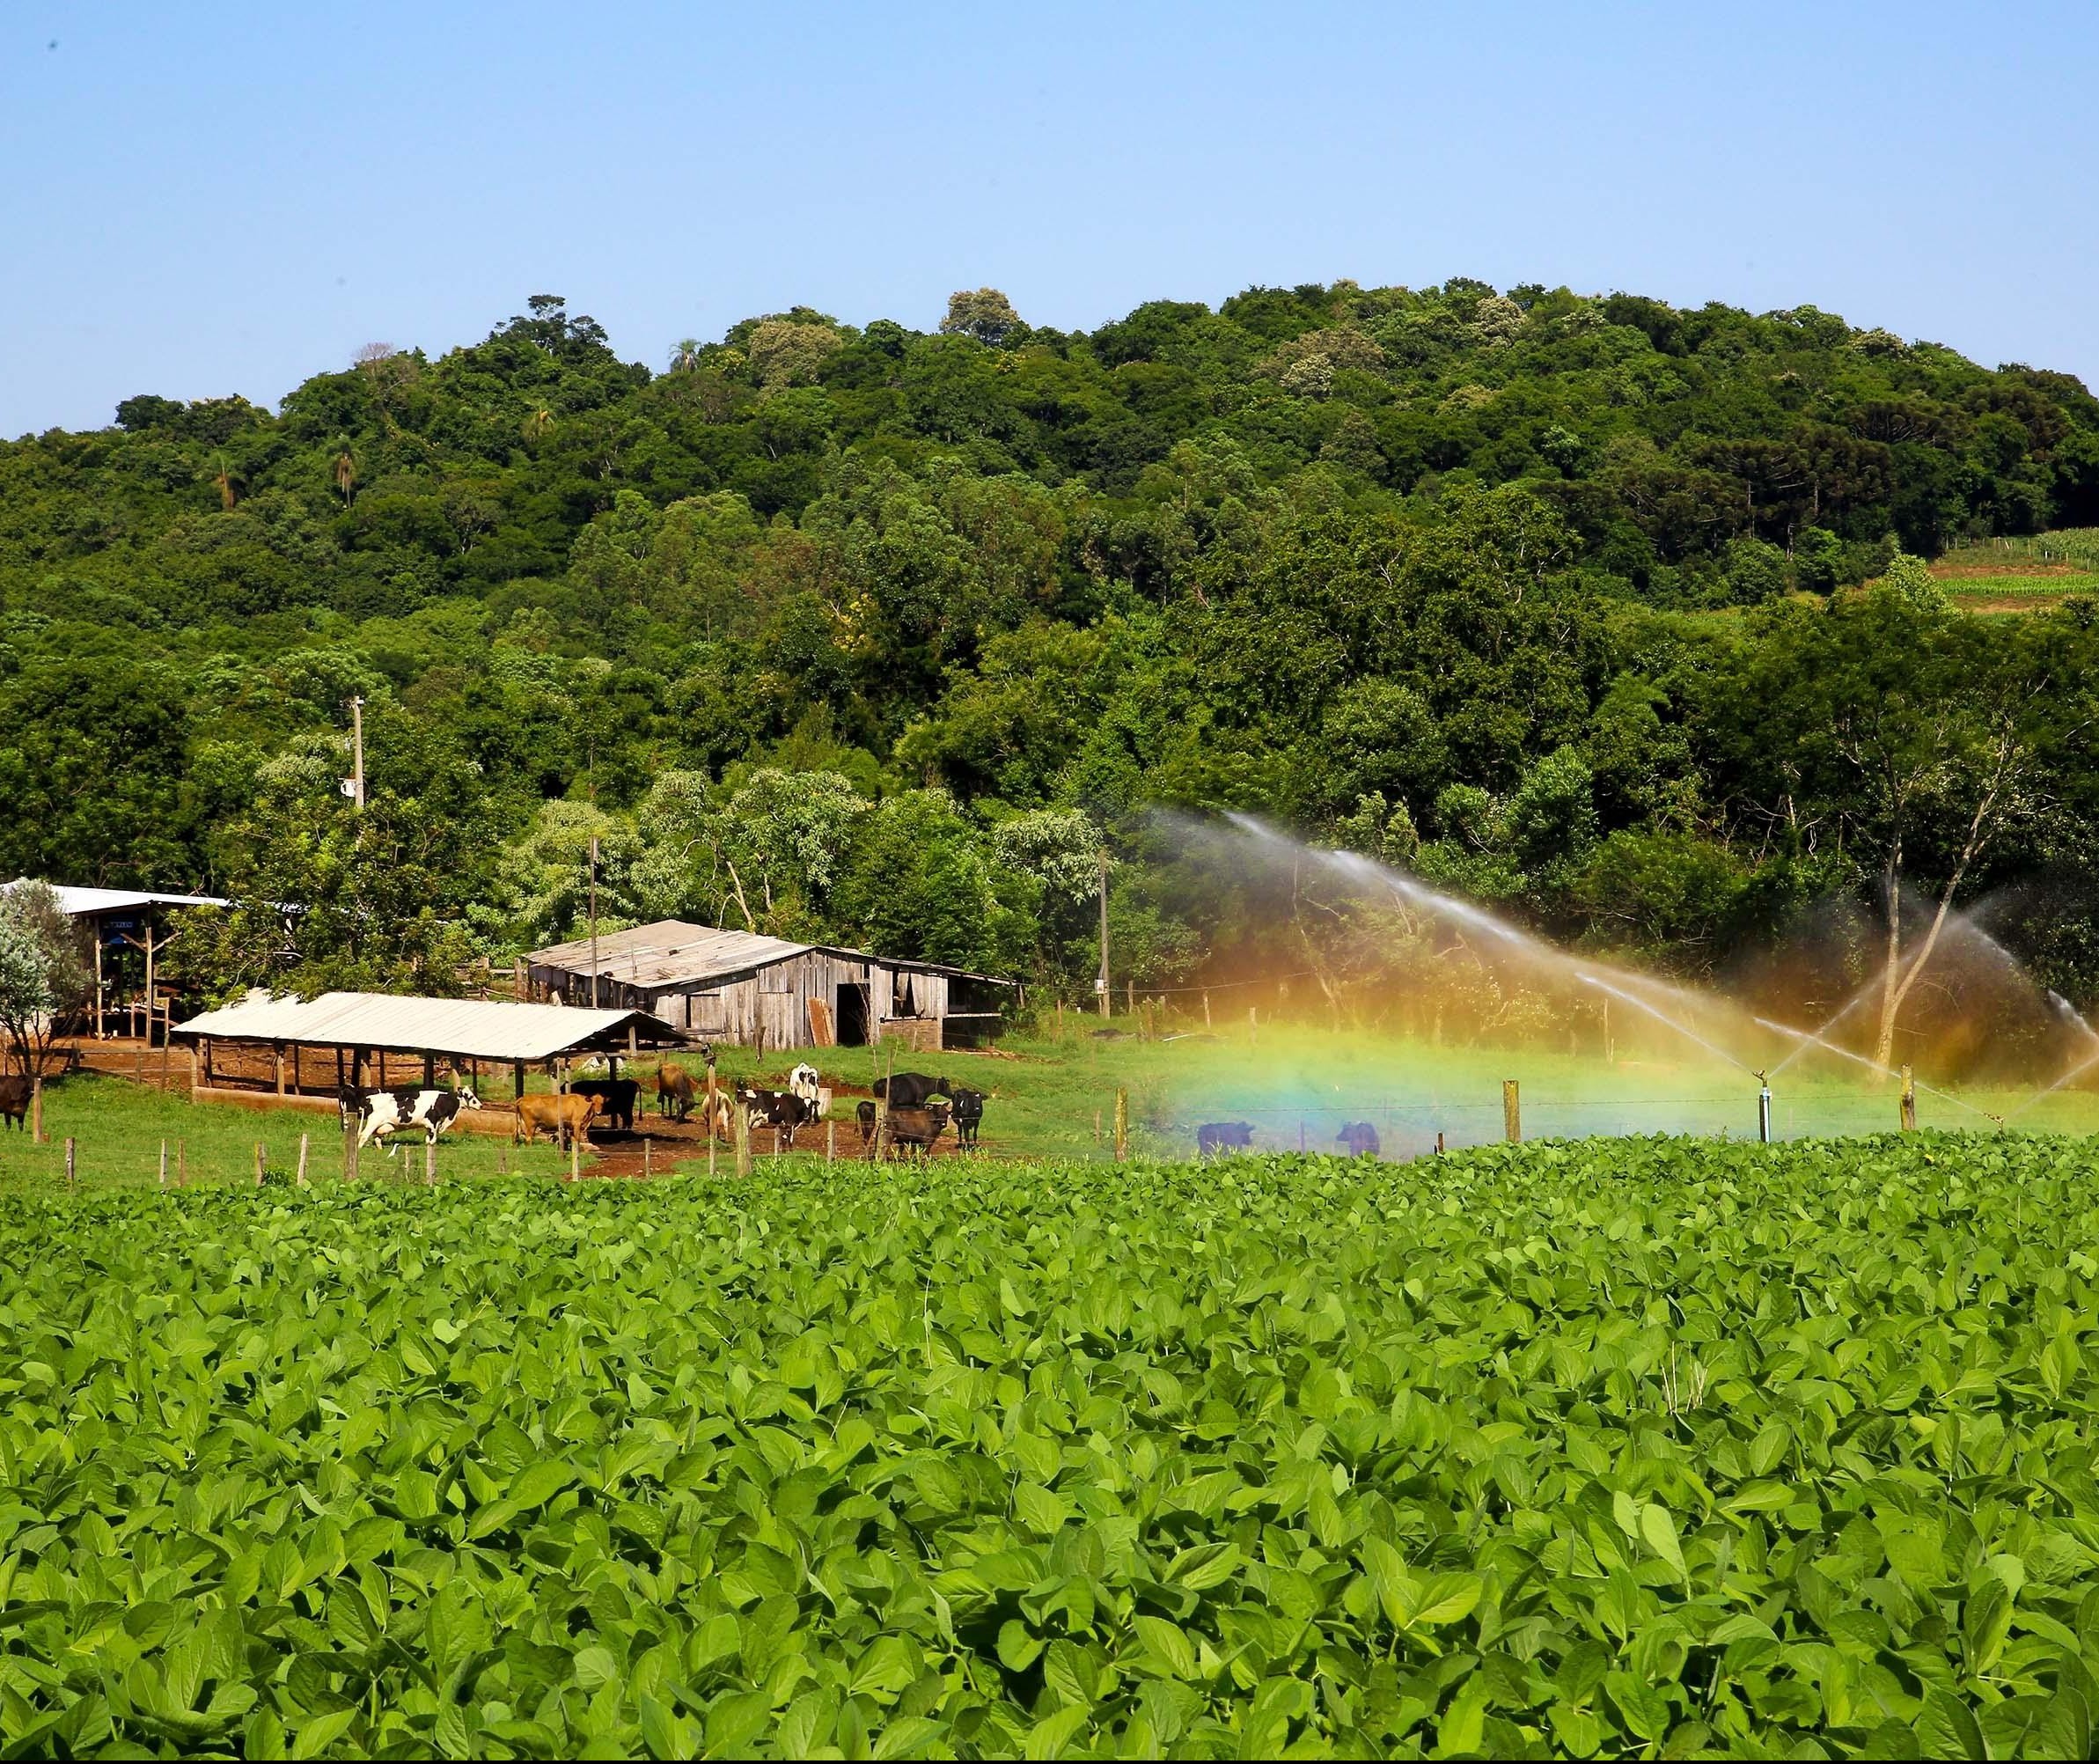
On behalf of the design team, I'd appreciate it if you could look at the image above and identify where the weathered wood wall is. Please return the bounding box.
[526,951,954,1050]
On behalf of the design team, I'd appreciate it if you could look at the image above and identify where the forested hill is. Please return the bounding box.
[5,280,2099,1006]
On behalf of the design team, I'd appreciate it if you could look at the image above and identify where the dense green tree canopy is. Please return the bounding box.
[4,278,2099,1007]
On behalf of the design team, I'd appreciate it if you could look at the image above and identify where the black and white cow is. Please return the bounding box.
[349,1085,482,1155]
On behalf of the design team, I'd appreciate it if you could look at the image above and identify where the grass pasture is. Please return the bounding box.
[9,1019,2099,1193]
[8,1136,2099,1756]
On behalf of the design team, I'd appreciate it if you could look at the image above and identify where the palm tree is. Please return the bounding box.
[667,338,704,374]
[521,408,554,448]
[332,447,356,506]
[211,453,238,511]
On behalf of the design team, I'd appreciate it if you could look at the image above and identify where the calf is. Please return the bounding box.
[355,1085,483,1155]
[566,1077,639,1131]
[1198,1121,1255,1157]
[872,1071,950,1110]
[515,1091,603,1150]
[655,1063,696,1122]
[948,1085,986,1148]
[878,1103,950,1158]
[855,1099,877,1139]
[1336,1121,1380,1158]
[0,1075,28,1132]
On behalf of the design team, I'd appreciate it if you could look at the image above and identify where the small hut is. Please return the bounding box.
[525,921,1012,1051]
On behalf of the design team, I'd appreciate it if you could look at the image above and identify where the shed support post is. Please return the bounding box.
[274,1044,286,1096]
[512,1061,525,1103]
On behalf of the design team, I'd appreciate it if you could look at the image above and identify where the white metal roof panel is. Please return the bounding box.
[171,991,680,1062]
[6,879,228,915]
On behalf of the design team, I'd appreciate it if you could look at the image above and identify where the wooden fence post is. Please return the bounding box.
[826,1120,836,1164]
[343,1125,358,1183]
[30,1075,42,1145]
[1502,1080,1521,1144]
[158,1140,168,1189]
[297,1134,309,1187]
[1094,1108,1102,1146]
[64,1137,75,1190]
[643,1136,652,1179]
[177,1138,187,1187]
[734,1100,752,1179]
[1203,991,1212,1030]
[423,1137,436,1185]
[254,1142,266,1187]
[1113,1089,1128,1163]
[569,1135,580,1182]
[1899,1066,1918,1133]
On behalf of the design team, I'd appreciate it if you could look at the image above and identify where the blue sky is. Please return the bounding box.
[4,1,2093,436]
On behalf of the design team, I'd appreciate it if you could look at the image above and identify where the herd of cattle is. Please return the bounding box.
[7,1065,1378,1164]
[333,1059,991,1160]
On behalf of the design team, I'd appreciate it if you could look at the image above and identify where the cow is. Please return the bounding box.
[948,1085,986,1148]
[855,1099,877,1139]
[700,1086,735,1143]
[739,1085,813,1150]
[1336,1121,1380,1158]
[872,1071,950,1110]
[354,1085,483,1155]
[655,1063,696,1122]
[515,1091,603,1150]
[565,1077,639,1131]
[878,1103,950,1158]
[1198,1121,1255,1157]
[0,1075,28,1132]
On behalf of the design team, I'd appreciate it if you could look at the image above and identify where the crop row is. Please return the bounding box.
[4,1137,2098,1756]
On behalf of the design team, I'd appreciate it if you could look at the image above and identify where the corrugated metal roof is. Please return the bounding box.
[529,919,1013,989]
[171,991,682,1061]
[531,922,812,989]
[6,879,228,915]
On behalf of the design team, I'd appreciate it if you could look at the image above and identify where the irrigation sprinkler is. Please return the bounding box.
[1757,1072,1773,1144]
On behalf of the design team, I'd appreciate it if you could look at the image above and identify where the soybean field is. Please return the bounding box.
[4,1138,2099,1757]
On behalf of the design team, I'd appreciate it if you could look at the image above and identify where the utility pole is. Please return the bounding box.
[349,696,366,810]
[1096,849,1111,1019]
[588,834,601,1009]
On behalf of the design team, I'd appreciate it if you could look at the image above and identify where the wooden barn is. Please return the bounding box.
[525,922,1012,1051]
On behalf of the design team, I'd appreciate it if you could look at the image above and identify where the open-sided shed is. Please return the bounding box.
[525,921,1012,1051]
[5,878,227,1044]
[170,990,685,1105]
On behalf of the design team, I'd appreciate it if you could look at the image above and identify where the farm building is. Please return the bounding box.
[4,878,227,1044]
[170,990,685,1109]
[525,921,1012,1051]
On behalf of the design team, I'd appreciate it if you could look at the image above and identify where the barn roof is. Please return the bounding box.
[528,920,1011,989]
[5,878,228,915]
[170,991,683,1062]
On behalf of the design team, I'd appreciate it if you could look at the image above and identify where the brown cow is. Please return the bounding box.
[655,1063,696,1122]
[877,1103,949,1159]
[0,1075,28,1132]
[514,1091,603,1150]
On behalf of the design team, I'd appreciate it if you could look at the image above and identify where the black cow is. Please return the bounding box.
[566,1077,639,1131]
[0,1075,28,1132]
[1198,1121,1255,1156]
[740,1086,813,1150]
[948,1086,986,1148]
[855,1099,878,1139]
[1336,1121,1380,1158]
[872,1071,950,1109]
